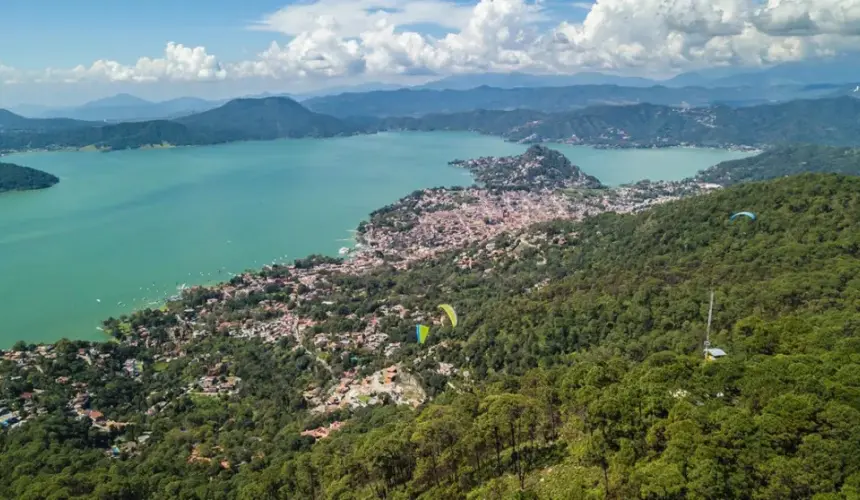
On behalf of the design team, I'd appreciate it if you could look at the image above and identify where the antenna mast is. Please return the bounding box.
[704,290,714,348]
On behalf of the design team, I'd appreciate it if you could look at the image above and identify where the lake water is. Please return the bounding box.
[0,132,750,348]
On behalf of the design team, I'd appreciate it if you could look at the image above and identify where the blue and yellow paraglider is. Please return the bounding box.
[729,211,756,222]
[416,324,430,344]
[416,304,459,345]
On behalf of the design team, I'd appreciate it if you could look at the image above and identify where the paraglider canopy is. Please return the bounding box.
[729,211,756,222]
[438,304,458,328]
[416,325,430,344]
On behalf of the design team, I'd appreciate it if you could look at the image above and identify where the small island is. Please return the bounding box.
[0,162,60,193]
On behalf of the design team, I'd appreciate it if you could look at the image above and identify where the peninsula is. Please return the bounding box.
[0,162,59,193]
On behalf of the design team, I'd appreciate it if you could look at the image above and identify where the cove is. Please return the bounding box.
[0,132,751,348]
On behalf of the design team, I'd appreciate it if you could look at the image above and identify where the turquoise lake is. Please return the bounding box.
[0,132,751,348]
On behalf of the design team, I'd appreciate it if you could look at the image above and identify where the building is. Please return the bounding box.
[704,347,727,362]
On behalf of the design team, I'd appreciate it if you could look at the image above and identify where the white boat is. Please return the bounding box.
[338,247,351,256]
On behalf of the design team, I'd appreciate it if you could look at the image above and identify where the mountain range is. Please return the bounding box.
[4,94,860,153]
[9,55,860,123]
[380,95,860,148]
[8,94,227,123]
[301,83,848,118]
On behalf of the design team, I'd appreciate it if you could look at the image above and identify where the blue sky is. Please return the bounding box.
[1,0,855,107]
[0,0,289,68]
[0,0,589,69]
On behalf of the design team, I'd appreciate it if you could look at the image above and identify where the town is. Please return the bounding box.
[0,146,724,448]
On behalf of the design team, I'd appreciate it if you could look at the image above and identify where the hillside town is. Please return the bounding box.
[0,146,723,438]
[449,145,603,189]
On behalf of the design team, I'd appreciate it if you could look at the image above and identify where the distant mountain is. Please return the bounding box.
[0,96,357,153]
[7,103,57,118]
[303,84,837,118]
[417,72,656,90]
[0,120,213,153]
[824,84,860,98]
[0,109,95,132]
[14,94,225,123]
[662,67,750,87]
[383,96,860,148]
[79,93,153,110]
[294,82,406,99]
[667,56,860,88]
[5,95,860,154]
[176,97,358,140]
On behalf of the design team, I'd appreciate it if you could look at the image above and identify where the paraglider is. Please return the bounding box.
[729,211,756,222]
[416,324,430,344]
[438,304,458,328]
[416,304,459,346]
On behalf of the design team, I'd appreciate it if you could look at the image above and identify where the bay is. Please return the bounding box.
[0,132,750,348]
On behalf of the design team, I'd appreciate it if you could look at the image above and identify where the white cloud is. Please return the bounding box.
[7,43,227,85]
[0,63,21,84]
[252,0,475,37]
[752,0,860,36]
[4,0,860,87]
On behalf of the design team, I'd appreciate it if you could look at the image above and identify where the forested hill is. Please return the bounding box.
[696,144,860,185]
[383,96,860,148]
[176,97,355,140]
[0,162,59,193]
[2,173,860,498]
[0,97,360,153]
[451,144,604,189]
[301,83,835,117]
[4,95,860,153]
[0,109,95,132]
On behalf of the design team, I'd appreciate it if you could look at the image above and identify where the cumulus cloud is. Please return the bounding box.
[5,43,226,85]
[4,0,860,86]
[752,0,860,36]
[252,0,476,37]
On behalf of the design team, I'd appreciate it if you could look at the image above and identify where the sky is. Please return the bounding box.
[1,0,859,106]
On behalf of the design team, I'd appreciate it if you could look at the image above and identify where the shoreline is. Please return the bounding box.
[0,129,768,158]
[0,145,728,354]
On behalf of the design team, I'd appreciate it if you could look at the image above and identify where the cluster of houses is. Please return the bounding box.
[305,364,426,415]
[300,420,344,440]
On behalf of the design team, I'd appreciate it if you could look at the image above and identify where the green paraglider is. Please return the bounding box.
[730,211,756,221]
[438,304,458,327]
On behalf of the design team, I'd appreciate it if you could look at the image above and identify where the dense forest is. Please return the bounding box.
[301,83,835,118]
[0,162,59,193]
[2,173,859,498]
[0,97,364,153]
[4,95,860,153]
[696,144,860,185]
[0,109,94,132]
[383,96,860,148]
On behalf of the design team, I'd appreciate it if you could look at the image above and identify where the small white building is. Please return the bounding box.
[704,347,727,361]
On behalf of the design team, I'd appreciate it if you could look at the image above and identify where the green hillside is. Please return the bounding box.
[176,97,359,140]
[697,144,860,185]
[384,96,860,148]
[0,97,358,153]
[301,83,835,118]
[0,109,95,132]
[2,173,859,498]
[0,162,59,193]
[5,96,860,153]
